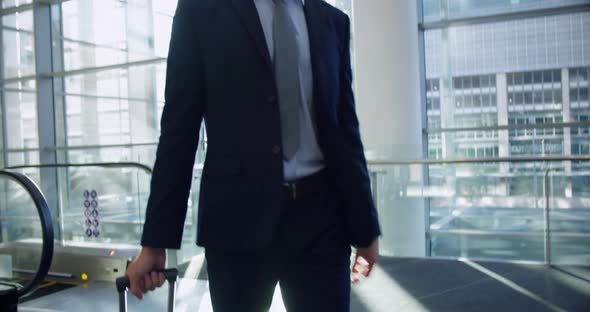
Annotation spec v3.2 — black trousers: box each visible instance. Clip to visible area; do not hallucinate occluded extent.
[205,180,351,312]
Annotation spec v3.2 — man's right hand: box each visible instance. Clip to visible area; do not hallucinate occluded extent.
[126,247,166,299]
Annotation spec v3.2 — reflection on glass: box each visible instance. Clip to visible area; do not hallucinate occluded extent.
[61,64,165,149]
[60,0,175,71]
[4,91,38,150]
[0,176,42,284]
[2,10,33,30]
[422,1,589,264]
[2,28,35,79]
[58,166,150,245]
[369,160,589,264]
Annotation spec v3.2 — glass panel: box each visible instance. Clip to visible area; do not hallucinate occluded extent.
[424,12,586,169]
[369,159,589,263]
[65,145,156,165]
[524,72,533,85]
[2,9,34,30]
[56,166,151,246]
[2,28,35,79]
[570,88,579,103]
[420,0,590,264]
[4,90,38,150]
[534,71,543,84]
[61,63,166,147]
[0,174,43,291]
[543,70,553,84]
[59,0,177,71]
[421,0,589,260]
[549,165,590,265]
[152,0,177,57]
[1,8,37,162]
[45,163,201,264]
[422,0,441,22]
[368,161,551,262]
[554,70,562,82]
[0,0,216,268]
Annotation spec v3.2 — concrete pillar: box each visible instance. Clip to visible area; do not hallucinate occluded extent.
[353,0,426,257]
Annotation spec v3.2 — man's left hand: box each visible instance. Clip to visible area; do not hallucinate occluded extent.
[352,238,379,283]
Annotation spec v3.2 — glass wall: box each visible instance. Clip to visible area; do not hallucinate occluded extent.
[1,2,37,170]
[0,0,355,265]
[421,0,590,263]
[56,0,172,164]
[0,0,181,257]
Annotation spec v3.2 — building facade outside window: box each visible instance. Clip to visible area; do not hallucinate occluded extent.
[422,0,590,262]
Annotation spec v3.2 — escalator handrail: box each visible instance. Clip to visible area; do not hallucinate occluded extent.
[0,170,54,298]
[3,162,153,174]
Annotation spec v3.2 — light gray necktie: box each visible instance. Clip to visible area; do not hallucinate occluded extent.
[274,0,301,160]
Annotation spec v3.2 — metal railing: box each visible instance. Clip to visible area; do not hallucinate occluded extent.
[3,161,154,232]
[368,155,590,165]
[367,155,590,265]
[3,162,153,175]
[0,170,54,297]
[1,162,186,267]
[5,157,589,266]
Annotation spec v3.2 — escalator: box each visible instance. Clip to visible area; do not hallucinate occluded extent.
[0,170,54,311]
[0,163,205,311]
[1,162,201,286]
[2,162,164,286]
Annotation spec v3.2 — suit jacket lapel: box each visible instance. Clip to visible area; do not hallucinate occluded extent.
[304,0,328,113]
[229,0,273,70]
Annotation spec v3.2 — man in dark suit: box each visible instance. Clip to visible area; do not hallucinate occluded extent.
[126,0,380,310]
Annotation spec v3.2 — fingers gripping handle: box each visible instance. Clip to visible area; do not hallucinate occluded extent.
[116,268,178,293]
[116,268,178,312]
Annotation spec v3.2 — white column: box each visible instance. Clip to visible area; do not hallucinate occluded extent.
[353,0,426,257]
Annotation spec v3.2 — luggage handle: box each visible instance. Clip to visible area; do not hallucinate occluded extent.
[116,268,178,312]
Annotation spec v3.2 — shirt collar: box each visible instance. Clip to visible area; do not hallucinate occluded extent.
[275,0,305,4]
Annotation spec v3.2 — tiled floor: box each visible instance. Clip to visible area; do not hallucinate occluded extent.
[20,257,590,312]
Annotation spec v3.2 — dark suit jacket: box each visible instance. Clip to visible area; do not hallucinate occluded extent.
[141,0,381,252]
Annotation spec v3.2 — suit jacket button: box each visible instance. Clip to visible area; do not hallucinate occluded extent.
[272,145,281,155]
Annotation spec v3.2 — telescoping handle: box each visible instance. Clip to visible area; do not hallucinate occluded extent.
[116,268,178,312]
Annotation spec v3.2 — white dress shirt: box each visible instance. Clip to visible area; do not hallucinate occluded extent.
[254,0,326,182]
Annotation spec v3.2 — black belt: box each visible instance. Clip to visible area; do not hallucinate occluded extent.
[282,170,327,200]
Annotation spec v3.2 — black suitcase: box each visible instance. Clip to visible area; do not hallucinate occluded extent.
[115,268,178,312]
